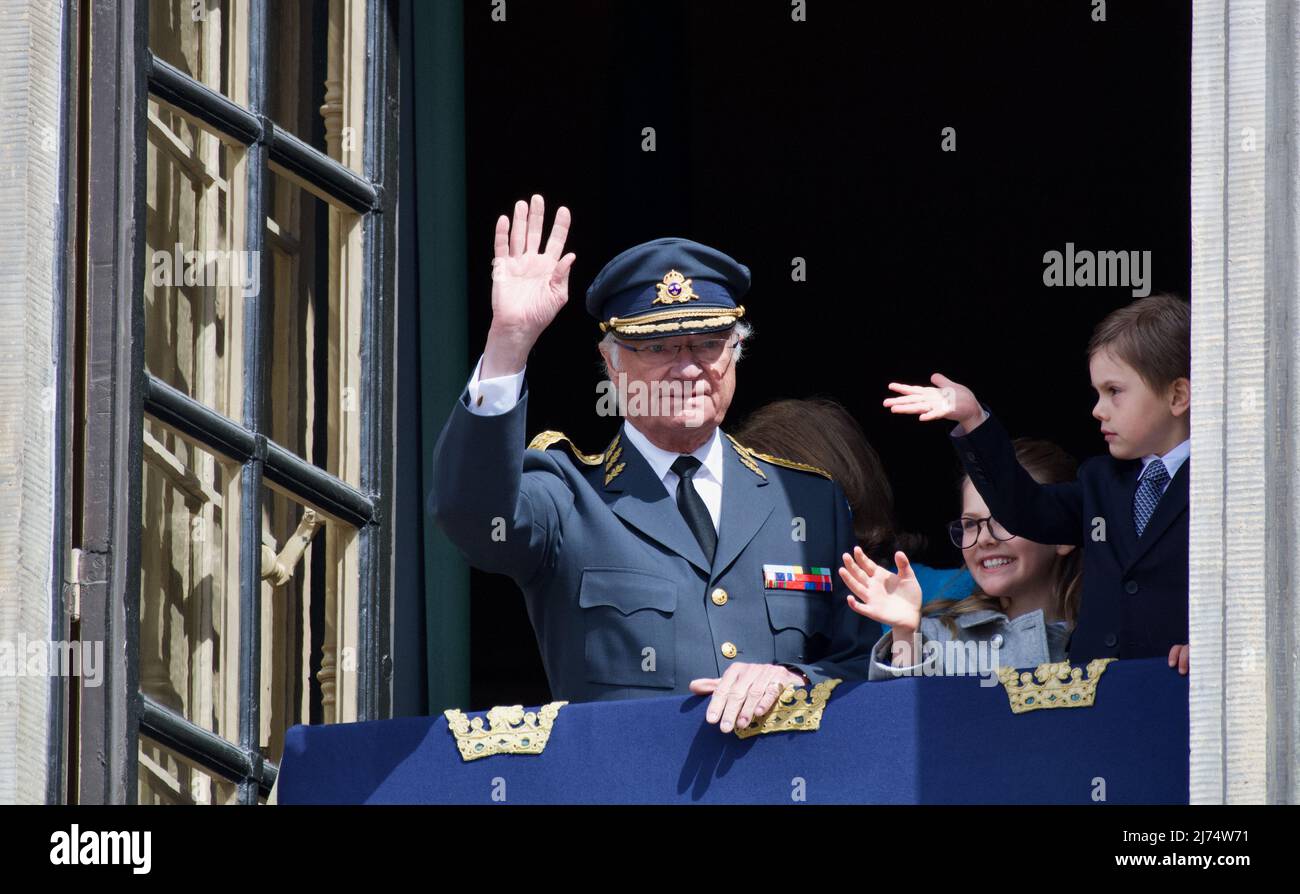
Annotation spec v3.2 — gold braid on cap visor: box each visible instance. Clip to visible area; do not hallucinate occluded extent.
[599,305,746,336]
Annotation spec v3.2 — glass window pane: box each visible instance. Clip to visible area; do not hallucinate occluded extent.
[264,170,363,487]
[149,0,238,101]
[259,484,358,763]
[138,735,241,805]
[145,98,247,420]
[139,417,240,744]
[267,0,366,172]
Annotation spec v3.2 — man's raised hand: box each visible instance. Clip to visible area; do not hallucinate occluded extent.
[482,194,576,378]
[883,373,984,432]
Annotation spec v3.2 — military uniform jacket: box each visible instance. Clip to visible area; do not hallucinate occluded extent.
[427,384,881,703]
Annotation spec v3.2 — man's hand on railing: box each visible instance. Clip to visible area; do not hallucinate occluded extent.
[689,663,808,734]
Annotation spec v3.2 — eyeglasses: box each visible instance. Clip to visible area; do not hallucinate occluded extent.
[947,515,1016,549]
[615,335,740,367]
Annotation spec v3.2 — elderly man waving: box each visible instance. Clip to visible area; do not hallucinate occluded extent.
[428,195,878,732]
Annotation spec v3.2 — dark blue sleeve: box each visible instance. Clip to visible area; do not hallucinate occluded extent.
[426,383,574,586]
[950,409,1085,546]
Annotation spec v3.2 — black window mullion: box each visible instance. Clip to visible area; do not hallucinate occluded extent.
[269,124,378,214]
[142,372,376,526]
[140,695,278,798]
[143,373,256,462]
[78,0,149,805]
[263,441,375,528]
[146,52,262,147]
[356,0,400,723]
[237,0,271,806]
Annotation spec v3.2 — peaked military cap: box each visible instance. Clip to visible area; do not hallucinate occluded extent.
[585,236,750,339]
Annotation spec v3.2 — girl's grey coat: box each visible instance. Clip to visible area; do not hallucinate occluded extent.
[868,608,1071,680]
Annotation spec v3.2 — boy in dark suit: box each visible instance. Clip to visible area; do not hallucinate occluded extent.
[883,294,1191,673]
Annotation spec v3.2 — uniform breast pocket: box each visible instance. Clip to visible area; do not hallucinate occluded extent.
[578,567,677,689]
[764,592,832,662]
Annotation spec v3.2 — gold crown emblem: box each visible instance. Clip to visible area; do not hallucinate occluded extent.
[652,269,700,304]
[735,678,841,739]
[444,701,567,761]
[997,658,1115,714]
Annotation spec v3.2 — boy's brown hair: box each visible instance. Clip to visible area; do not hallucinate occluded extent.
[1086,293,1191,392]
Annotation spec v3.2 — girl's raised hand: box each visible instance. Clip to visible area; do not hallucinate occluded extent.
[840,547,923,633]
[883,373,983,430]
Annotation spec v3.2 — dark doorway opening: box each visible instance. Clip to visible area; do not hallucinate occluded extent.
[460,0,1192,709]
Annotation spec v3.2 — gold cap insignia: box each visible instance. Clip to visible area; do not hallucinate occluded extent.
[652,269,700,305]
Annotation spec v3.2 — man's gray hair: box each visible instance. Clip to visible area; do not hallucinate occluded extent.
[600,320,753,379]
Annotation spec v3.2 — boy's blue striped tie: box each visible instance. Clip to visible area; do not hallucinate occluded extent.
[1133,459,1170,537]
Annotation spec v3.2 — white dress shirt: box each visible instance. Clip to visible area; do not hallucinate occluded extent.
[466,355,526,415]
[1139,438,1190,495]
[465,355,724,530]
[620,419,724,532]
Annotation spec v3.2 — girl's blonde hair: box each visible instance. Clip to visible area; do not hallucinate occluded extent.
[924,438,1082,632]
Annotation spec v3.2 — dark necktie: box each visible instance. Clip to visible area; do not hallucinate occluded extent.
[671,455,717,562]
[1133,458,1171,537]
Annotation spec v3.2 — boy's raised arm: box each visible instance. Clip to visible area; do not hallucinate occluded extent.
[884,373,1085,546]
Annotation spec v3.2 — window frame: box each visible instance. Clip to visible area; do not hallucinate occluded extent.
[75,0,398,805]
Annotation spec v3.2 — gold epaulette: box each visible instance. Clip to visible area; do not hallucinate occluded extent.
[725,433,832,480]
[751,451,832,479]
[526,430,605,466]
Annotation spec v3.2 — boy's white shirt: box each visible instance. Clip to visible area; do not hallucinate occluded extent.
[1139,439,1190,495]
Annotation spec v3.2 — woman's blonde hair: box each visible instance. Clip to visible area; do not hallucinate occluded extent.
[925,438,1082,632]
